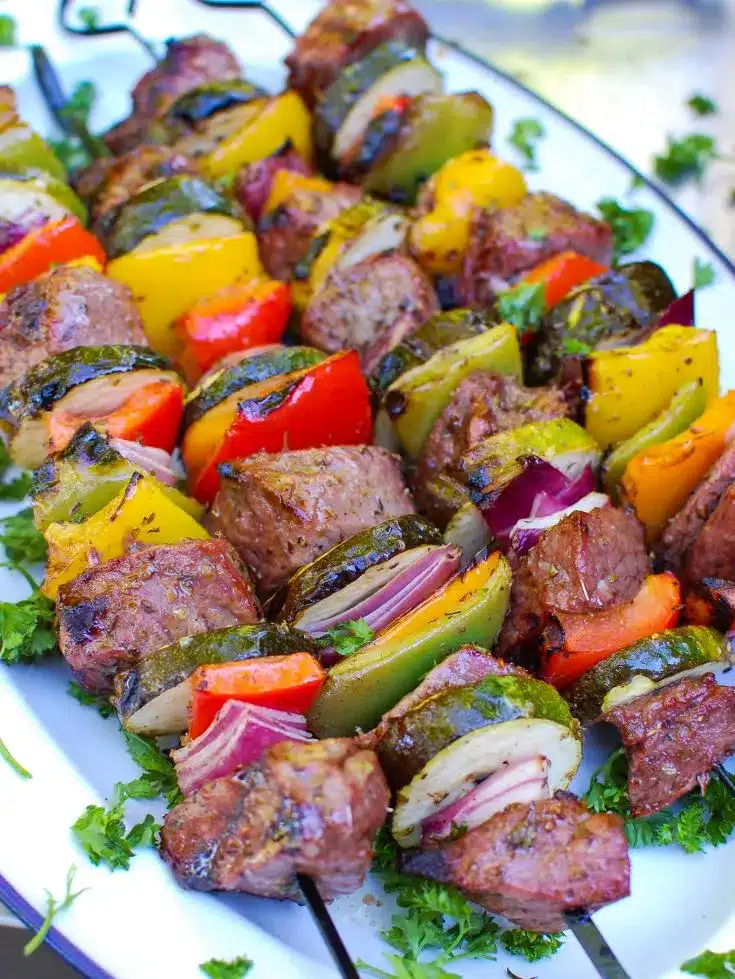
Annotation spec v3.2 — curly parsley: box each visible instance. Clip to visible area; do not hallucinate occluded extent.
[500,929,564,962]
[327,619,375,657]
[596,197,654,262]
[200,957,254,979]
[24,866,87,956]
[508,118,545,171]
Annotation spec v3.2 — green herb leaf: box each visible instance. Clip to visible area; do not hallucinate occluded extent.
[496,281,546,338]
[71,782,157,870]
[49,136,92,175]
[681,949,735,977]
[0,732,31,778]
[0,571,57,665]
[596,197,655,261]
[508,118,545,171]
[199,956,254,979]
[0,444,32,501]
[693,257,716,290]
[629,173,646,192]
[24,865,87,956]
[0,15,16,47]
[78,6,100,30]
[125,813,160,849]
[687,94,717,117]
[561,337,592,357]
[357,957,462,979]
[326,618,375,658]
[654,133,717,185]
[0,508,46,565]
[60,80,96,126]
[122,730,182,807]
[68,681,115,718]
[500,929,564,962]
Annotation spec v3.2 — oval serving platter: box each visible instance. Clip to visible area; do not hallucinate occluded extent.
[1,1,735,977]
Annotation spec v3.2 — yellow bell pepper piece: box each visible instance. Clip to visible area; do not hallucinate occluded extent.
[584,326,719,449]
[43,474,208,598]
[199,91,313,179]
[410,149,527,275]
[107,232,262,359]
[622,391,735,538]
[263,169,333,216]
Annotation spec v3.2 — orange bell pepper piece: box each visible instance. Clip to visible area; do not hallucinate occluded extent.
[541,572,682,688]
[0,217,106,293]
[521,250,608,310]
[188,652,326,740]
[622,391,735,538]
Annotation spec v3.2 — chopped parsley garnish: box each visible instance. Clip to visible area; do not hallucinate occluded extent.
[199,956,254,979]
[78,6,100,30]
[327,619,375,657]
[0,441,31,501]
[0,15,15,47]
[596,197,654,261]
[0,565,57,664]
[693,257,716,290]
[24,865,87,956]
[0,508,46,565]
[629,173,646,192]
[585,748,735,852]
[508,118,545,171]
[72,782,160,870]
[68,682,115,719]
[496,281,546,338]
[681,949,735,977]
[561,336,592,357]
[499,929,564,962]
[0,732,31,778]
[654,133,717,185]
[122,730,182,807]
[687,93,717,117]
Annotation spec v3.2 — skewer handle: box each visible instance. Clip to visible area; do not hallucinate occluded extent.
[297,874,360,979]
[565,909,632,979]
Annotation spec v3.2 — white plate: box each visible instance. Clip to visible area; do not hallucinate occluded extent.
[1,1,735,977]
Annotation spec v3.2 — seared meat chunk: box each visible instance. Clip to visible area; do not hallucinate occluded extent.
[604,674,735,817]
[57,539,260,693]
[258,181,362,280]
[209,445,414,597]
[686,484,735,583]
[401,794,630,932]
[105,35,241,155]
[498,508,648,660]
[235,146,313,224]
[300,254,438,373]
[414,372,567,524]
[160,738,389,899]
[286,0,429,107]
[0,266,145,386]
[461,193,613,309]
[357,644,528,750]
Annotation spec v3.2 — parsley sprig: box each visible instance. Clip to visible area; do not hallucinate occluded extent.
[200,956,254,978]
[122,730,182,807]
[596,197,654,262]
[508,118,545,171]
[0,441,31,501]
[0,508,46,565]
[654,133,717,185]
[496,281,546,338]
[72,782,159,871]
[24,865,87,956]
[0,732,31,778]
[687,93,717,117]
[681,949,735,977]
[0,564,57,664]
[68,681,115,718]
[326,619,375,657]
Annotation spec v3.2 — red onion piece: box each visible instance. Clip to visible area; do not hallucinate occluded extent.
[421,756,550,845]
[510,491,610,556]
[110,438,179,486]
[655,290,695,329]
[235,147,312,223]
[173,700,311,796]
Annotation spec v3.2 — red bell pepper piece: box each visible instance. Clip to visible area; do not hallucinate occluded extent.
[188,652,326,740]
[0,217,106,294]
[541,572,682,688]
[191,350,372,504]
[176,278,292,381]
[48,380,184,455]
[521,250,608,310]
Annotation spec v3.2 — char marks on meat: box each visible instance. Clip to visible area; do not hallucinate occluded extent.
[498,507,648,662]
[300,253,438,373]
[57,539,260,693]
[105,35,241,155]
[285,0,429,107]
[604,674,735,817]
[400,794,630,932]
[0,266,146,386]
[208,445,414,597]
[460,193,614,309]
[160,738,389,900]
[684,484,735,584]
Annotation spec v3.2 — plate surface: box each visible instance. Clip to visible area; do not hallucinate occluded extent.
[1,1,735,977]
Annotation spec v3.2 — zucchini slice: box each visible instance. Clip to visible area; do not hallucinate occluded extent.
[565,625,733,724]
[391,674,581,847]
[131,213,245,253]
[172,98,269,161]
[0,171,86,224]
[276,514,442,622]
[163,80,268,132]
[30,423,200,529]
[314,41,443,166]
[114,623,321,736]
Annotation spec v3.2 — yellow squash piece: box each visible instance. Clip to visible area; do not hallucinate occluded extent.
[410,149,527,275]
[107,232,262,359]
[263,169,333,216]
[584,326,719,449]
[43,474,208,597]
[199,91,313,179]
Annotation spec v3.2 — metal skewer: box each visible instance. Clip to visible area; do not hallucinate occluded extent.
[565,909,632,979]
[297,874,360,979]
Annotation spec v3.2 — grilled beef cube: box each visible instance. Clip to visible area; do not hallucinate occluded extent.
[0,266,146,386]
[105,35,241,155]
[460,193,614,309]
[160,738,390,899]
[604,674,735,817]
[258,181,362,280]
[285,0,429,108]
[498,508,648,661]
[208,445,414,597]
[657,442,735,576]
[684,484,735,584]
[57,539,260,693]
[300,253,438,373]
[401,794,630,932]
[357,644,529,750]
[413,372,567,525]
